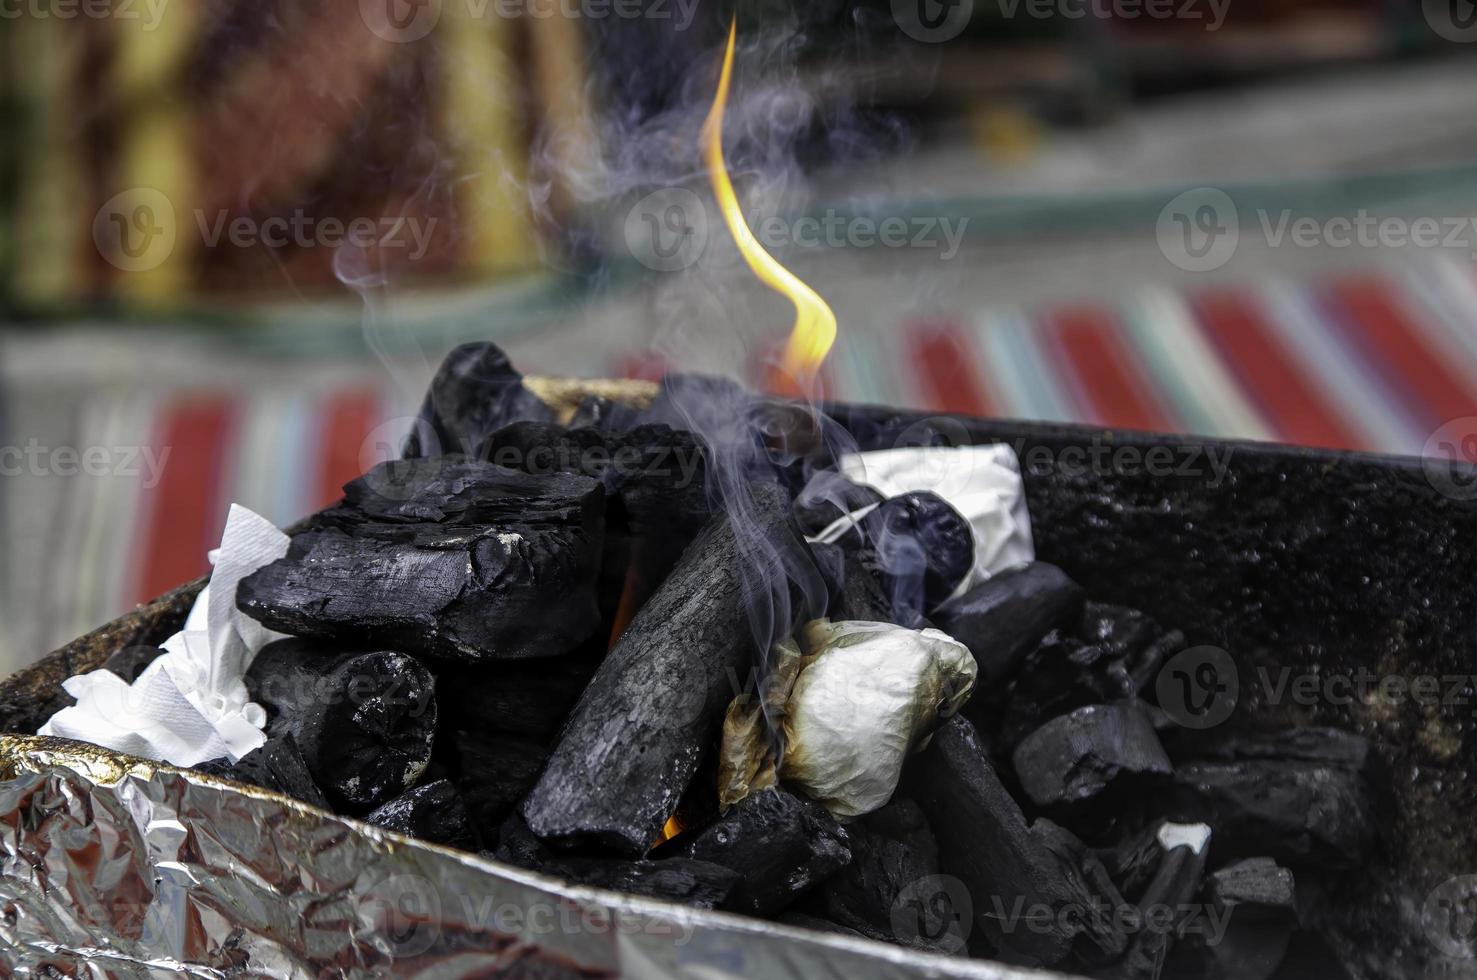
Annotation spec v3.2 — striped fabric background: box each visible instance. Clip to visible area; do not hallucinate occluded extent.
[6,254,1477,667]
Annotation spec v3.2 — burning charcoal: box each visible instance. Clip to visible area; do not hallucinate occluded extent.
[449,729,550,834]
[1165,857,1297,980]
[802,798,966,954]
[238,457,605,663]
[861,491,974,621]
[365,778,478,850]
[101,645,166,684]
[435,651,602,738]
[245,639,437,812]
[521,482,824,855]
[402,342,552,457]
[193,733,328,810]
[1108,823,1211,979]
[933,562,1084,689]
[1012,701,1172,808]
[655,788,852,916]
[1163,728,1376,869]
[492,814,738,909]
[906,715,1129,967]
[793,470,885,538]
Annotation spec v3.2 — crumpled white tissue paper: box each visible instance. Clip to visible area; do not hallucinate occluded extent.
[40,504,290,766]
[813,444,1034,595]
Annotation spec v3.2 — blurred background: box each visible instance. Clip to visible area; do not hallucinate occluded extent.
[5,0,1477,669]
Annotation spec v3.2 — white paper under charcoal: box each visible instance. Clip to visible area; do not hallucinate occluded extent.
[812,444,1034,595]
[40,504,290,766]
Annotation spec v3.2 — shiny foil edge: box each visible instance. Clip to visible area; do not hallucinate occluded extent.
[0,735,1066,980]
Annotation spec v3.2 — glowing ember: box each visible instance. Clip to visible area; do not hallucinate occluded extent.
[701,20,837,396]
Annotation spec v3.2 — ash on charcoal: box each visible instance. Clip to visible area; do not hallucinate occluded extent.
[520,482,823,855]
[1106,822,1210,980]
[1162,728,1377,870]
[245,639,437,811]
[193,733,328,810]
[1012,701,1172,808]
[801,798,965,954]
[492,814,738,909]
[448,728,549,835]
[238,457,604,663]
[654,788,852,916]
[402,343,552,458]
[906,715,1129,968]
[934,562,1084,690]
[366,778,478,850]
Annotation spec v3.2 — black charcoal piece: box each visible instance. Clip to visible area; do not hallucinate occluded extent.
[1029,819,1132,968]
[1165,858,1297,980]
[238,457,604,662]
[1012,701,1172,808]
[933,563,1084,689]
[1164,728,1376,869]
[193,733,328,810]
[1110,822,1211,979]
[804,798,965,954]
[569,394,643,433]
[245,639,437,812]
[827,540,901,624]
[491,814,738,909]
[862,491,974,621]
[906,715,1129,967]
[792,470,885,538]
[402,342,552,458]
[521,482,823,855]
[449,729,550,835]
[102,645,166,684]
[365,778,478,850]
[656,789,852,917]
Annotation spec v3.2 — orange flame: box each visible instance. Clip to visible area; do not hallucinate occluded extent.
[701,20,837,395]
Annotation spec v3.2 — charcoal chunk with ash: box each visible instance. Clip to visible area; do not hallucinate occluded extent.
[245,639,437,812]
[238,457,605,662]
[1107,822,1212,979]
[193,733,328,810]
[654,788,852,917]
[1012,701,1172,808]
[801,798,966,954]
[906,715,1129,967]
[1162,727,1376,870]
[492,814,739,910]
[933,562,1084,690]
[402,342,552,458]
[366,778,478,850]
[521,482,824,855]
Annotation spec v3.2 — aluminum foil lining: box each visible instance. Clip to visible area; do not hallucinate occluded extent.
[0,735,1065,980]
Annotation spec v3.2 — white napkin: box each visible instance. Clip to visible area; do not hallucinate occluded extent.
[40,504,291,766]
[812,444,1034,596]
